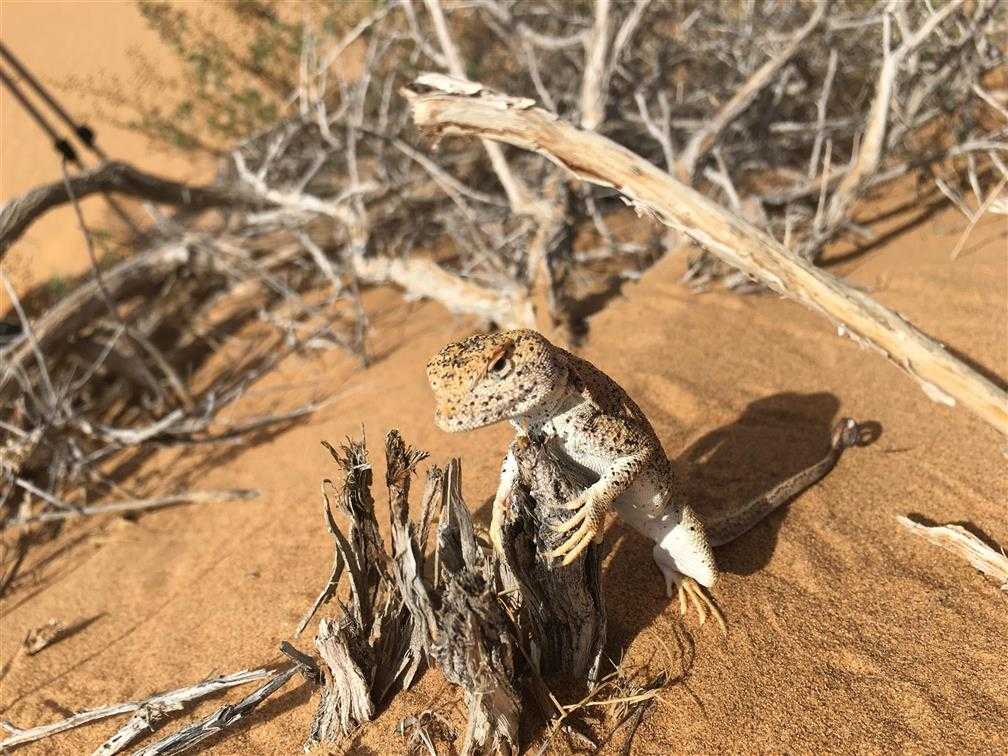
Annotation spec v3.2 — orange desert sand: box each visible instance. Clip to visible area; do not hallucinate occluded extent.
[1,2,1006,754]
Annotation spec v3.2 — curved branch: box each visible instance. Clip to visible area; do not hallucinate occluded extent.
[404,77,1008,436]
[0,161,265,257]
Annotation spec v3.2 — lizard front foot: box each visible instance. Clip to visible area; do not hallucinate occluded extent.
[546,495,606,566]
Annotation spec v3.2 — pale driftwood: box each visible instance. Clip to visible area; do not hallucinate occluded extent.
[0,669,272,752]
[350,253,536,330]
[4,489,259,528]
[133,666,301,756]
[677,1,826,182]
[897,516,1008,592]
[405,77,1008,437]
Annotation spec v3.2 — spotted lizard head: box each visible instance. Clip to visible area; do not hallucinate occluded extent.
[426,329,568,432]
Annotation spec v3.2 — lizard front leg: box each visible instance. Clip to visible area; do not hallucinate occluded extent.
[546,449,650,565]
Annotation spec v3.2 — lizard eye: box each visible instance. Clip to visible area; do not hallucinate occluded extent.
[488,354,512,378]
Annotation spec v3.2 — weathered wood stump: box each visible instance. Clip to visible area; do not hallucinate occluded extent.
[304,429,603,754]
[499,434,606,682]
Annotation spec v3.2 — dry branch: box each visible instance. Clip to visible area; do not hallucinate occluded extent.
[0,162,266,257]
[579,0,612,132]
[351,253,535,329]
[897,516,1008,592]
[676,1,827,182]
[0,669,273,751]
[405,77,1008,436]
[3,489,259,528]
[802,0,968,257]
[133,666,302,756]
[422,0,533,213]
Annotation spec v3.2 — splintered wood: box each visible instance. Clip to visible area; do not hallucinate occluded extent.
[897,516,1008,592]
[303,429,609,754]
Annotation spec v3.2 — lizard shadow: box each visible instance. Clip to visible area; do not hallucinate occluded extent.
[604,391,871,651]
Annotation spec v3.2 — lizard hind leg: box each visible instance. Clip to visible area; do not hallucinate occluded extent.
[657,559,727,635]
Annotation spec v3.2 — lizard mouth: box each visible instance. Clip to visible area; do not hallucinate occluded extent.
[434,405,489,432]
[433,406,465,432]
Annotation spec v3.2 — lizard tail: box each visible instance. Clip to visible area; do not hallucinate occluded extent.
[704,418,862,547]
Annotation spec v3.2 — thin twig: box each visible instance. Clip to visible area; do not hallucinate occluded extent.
[0,669,273,751]
[4,489,259,527]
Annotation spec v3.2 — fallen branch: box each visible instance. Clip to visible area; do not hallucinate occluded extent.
[897,516,1008,592]
[0,162,266,257]
[404,76,1008,436]
[351,253,536,329]
[133,666,302,756]
[0,668,273,751]
[4,489,259,528]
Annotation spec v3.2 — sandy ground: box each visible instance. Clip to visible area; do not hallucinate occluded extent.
[2,3,1007,754]
[1,194,1005,753]
[0,0,210,299]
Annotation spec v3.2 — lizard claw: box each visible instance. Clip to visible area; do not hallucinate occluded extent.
[676,575,727,636]
[553,506,591,532]
[546,521,600,564]
[546,497,606,564]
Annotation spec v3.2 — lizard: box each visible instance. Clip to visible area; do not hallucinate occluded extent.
[425,328,861,628]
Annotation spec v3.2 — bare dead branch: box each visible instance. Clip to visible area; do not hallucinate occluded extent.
[405,77,1008,435]
[0,669,273,751]
[677,1,826,182]
[807,0,967,256]
[579,0,612,131]
[4,489,259,527]
[422,0,533,213]
[0,162,269,257]
[351,252,536,329]
[133,666,301,756]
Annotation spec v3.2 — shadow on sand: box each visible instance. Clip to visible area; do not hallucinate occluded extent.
[601,391,876,655]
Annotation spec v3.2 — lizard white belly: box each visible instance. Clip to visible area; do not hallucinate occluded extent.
[541,415,611,477]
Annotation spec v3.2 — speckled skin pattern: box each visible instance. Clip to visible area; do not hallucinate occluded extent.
[426,329,718,596]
